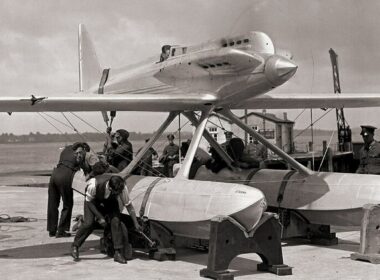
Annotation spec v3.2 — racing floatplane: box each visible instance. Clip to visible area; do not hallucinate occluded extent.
[2,24,380,278]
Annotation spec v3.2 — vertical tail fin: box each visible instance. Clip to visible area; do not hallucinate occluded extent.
[78,24,102,92]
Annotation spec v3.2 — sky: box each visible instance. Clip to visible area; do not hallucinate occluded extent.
[1,0,380,135]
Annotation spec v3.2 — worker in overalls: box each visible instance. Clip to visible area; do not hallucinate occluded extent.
[356,125,380,174]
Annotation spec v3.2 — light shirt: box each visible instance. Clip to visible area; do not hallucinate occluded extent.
[85,177,131,208]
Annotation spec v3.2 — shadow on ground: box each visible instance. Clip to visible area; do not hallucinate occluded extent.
[176,248,264,277]
[0,240,101,259]
[282,237,359,253]
[0,240,266,278]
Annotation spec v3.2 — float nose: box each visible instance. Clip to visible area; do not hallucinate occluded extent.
[265,55,298,86]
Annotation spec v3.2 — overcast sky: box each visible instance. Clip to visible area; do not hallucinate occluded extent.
[1,0,380,135]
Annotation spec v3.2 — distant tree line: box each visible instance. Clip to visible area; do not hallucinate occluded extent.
[0,131,193,144]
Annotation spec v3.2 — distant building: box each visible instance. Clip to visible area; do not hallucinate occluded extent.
[198,111,295,154]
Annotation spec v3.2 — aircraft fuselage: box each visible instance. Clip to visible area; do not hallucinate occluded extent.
[99,31,297,109]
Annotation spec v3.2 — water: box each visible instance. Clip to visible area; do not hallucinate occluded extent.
[0,140,168,174]
[0,134,336,174]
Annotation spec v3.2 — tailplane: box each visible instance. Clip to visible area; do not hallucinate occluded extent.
[78,24,102,92]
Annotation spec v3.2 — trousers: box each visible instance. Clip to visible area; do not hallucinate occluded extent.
[47,166,75,233]
[73,200,129,250]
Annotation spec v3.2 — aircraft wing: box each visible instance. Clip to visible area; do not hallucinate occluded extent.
[232,92,380,109]
[0,93,217,112]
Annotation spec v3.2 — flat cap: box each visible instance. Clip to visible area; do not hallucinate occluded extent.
[360,125,377,136]
[167,134,175,140]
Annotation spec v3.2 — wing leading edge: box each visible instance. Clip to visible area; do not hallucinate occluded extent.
[3,92,380,112]
[0,93,217,112]
[232,92,380,109]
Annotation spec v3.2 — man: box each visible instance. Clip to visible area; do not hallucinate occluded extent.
[160,134,179,177]
[47,142,85,237]
[243,139,268,168]
[356,125,380,174]
[103,126,113,154]
[137,138,158,176]
[221,131,233,151]
[81,142,99,176]
[226,138,260,169]
[71,172,141,264]
[159,45,171,62]
[111,129,133,171]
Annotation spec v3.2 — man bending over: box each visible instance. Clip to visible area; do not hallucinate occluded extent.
[71,172,140,264]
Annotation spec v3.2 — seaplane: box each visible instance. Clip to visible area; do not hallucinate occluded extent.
[2,24,380,270]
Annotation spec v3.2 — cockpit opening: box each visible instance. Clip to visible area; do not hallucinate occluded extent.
[160,45,171,62]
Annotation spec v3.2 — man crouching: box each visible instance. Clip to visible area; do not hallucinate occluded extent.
[71,172,141,264]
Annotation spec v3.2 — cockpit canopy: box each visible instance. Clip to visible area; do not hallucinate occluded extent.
[158,31,275,63]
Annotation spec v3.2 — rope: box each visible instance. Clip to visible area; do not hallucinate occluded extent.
[0,214,37,223]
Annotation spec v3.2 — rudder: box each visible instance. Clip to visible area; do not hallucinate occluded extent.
[78,24,102,92]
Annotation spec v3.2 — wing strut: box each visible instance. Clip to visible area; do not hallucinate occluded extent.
[182,111,234,170]
[219,108,313,176]
[118,111,179,178]
[176,107,214,179]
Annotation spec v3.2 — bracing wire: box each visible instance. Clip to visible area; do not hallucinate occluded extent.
[68,112,167,177]
[317,130,335,172]
[294,108,334,139]
[37,113,71,142]
[42,112,73,129]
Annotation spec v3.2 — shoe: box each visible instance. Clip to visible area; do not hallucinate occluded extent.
[71,246,79,261]
[123,243,133,261]
[56,231,71,238]
[48,231,56,237]
[114,250,127,264]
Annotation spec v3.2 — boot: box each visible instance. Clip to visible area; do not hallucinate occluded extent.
[123,243,133,260]
[56,231,71,238]
[71,245,79,261]
[114,250,127,264]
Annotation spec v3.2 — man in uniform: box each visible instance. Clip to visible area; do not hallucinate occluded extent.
[160,134,179,177]
[356,125,380,174]
[47,142,85,237]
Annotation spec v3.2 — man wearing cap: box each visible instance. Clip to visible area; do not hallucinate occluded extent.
[356,125,380,174]
[160,134,179,177]
[111,129,133,171]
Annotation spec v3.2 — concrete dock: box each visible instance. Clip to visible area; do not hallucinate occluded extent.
[0,184,379,280]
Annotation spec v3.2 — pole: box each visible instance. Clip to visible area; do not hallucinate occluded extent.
[244,109,248,145]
